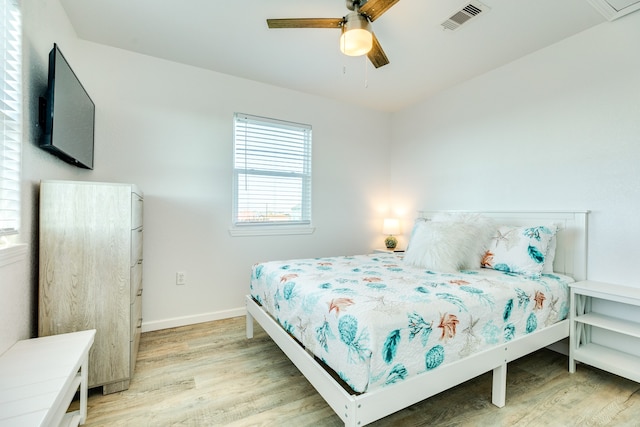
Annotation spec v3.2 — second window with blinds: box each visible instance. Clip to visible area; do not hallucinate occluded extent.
[231,113,313,236]
[0,0,22,237]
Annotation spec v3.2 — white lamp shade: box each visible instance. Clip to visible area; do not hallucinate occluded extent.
[382,218,400,235]
[340,29,373,56]
[339,12,373,57]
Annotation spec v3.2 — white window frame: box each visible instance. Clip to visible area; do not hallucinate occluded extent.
[0,0,21,238]
[230,113,313,237]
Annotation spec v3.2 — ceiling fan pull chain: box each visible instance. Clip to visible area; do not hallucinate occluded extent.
[364,55,369,88]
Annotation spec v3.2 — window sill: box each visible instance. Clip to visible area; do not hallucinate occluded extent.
[228,225,315,237]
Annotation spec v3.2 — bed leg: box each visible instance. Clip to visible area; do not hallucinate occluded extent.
[246,311,254,339]
[492,363,507,408]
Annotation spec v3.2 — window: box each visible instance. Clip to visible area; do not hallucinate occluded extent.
[232,113,312,235]
[0,0,21,236]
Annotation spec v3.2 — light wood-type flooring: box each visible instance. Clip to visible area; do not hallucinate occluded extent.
[74,316,640,426]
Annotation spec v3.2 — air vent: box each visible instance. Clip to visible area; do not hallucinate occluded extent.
[441,1,490,31]
[587,0,640,20]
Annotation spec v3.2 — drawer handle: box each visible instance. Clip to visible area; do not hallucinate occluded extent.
[137,289,143,297]
[137,259,143,265]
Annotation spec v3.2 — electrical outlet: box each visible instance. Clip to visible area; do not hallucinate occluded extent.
[176,271,186,285]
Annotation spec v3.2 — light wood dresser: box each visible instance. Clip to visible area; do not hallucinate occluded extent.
[38,180,143,394]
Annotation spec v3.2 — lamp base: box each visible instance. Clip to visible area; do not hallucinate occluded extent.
[385,236,398,250]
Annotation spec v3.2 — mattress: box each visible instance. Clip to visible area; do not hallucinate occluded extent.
[250,252,573,394]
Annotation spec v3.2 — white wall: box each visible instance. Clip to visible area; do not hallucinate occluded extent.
[390,13,640,287]
[0,245,28,353]
[14,0,391,334]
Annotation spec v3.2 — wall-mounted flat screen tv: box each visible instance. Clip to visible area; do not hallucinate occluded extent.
[39,43,95,169]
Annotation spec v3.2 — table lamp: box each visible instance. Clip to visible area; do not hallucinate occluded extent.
[383,218,400,250]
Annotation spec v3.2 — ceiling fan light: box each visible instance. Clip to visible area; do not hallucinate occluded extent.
[339,13,372,57]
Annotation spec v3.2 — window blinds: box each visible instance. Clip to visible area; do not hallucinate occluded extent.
[0,0,21,236]
[233,113,312,226]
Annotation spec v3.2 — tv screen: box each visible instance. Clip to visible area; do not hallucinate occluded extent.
[39,43,95,169]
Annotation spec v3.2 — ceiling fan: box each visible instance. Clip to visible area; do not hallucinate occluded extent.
[267,0,399,68]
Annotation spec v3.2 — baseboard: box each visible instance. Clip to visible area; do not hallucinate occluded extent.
[141,307,246,332]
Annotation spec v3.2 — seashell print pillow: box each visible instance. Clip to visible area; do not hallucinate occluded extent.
[481,225,557,278]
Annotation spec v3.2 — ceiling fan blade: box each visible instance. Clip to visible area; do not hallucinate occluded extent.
[267,18,343,29]
[359,0,400,22]
[367,33,389,68]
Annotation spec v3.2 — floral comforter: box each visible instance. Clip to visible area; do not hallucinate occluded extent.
[250,253,572,393]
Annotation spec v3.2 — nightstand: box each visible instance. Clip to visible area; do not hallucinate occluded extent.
[569,280,640,383]
[373,248,404,254]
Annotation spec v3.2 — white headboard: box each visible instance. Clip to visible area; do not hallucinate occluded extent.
[417,211,589,281]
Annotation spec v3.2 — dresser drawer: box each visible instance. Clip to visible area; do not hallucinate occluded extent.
[131,227,143,267]
[131,192,143,230]
[130,261,143,301]
[130,327,141,377]
[130,289,143,340]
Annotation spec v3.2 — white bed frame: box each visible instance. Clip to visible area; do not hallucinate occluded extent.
[246,211,589,426]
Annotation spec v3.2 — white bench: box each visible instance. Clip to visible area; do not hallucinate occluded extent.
[0,330,95,427]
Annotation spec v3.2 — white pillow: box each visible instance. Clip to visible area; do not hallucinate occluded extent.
[482,225,557,278]
[404,221,485,272]
[405,217,428,252]
[431,212,497,269]
[543,234,557,273]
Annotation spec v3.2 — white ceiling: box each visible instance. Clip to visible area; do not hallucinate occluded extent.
[59,0,607,112]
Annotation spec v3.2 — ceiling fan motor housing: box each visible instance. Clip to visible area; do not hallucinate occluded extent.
[346,0,364,11]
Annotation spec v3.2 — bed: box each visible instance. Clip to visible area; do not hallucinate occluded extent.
[245,211,588,426]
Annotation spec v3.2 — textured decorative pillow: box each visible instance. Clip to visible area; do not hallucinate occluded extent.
[482,225,557,277]
[404,221,486,272]
[405,217,428,252]
[431,212,497,269]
